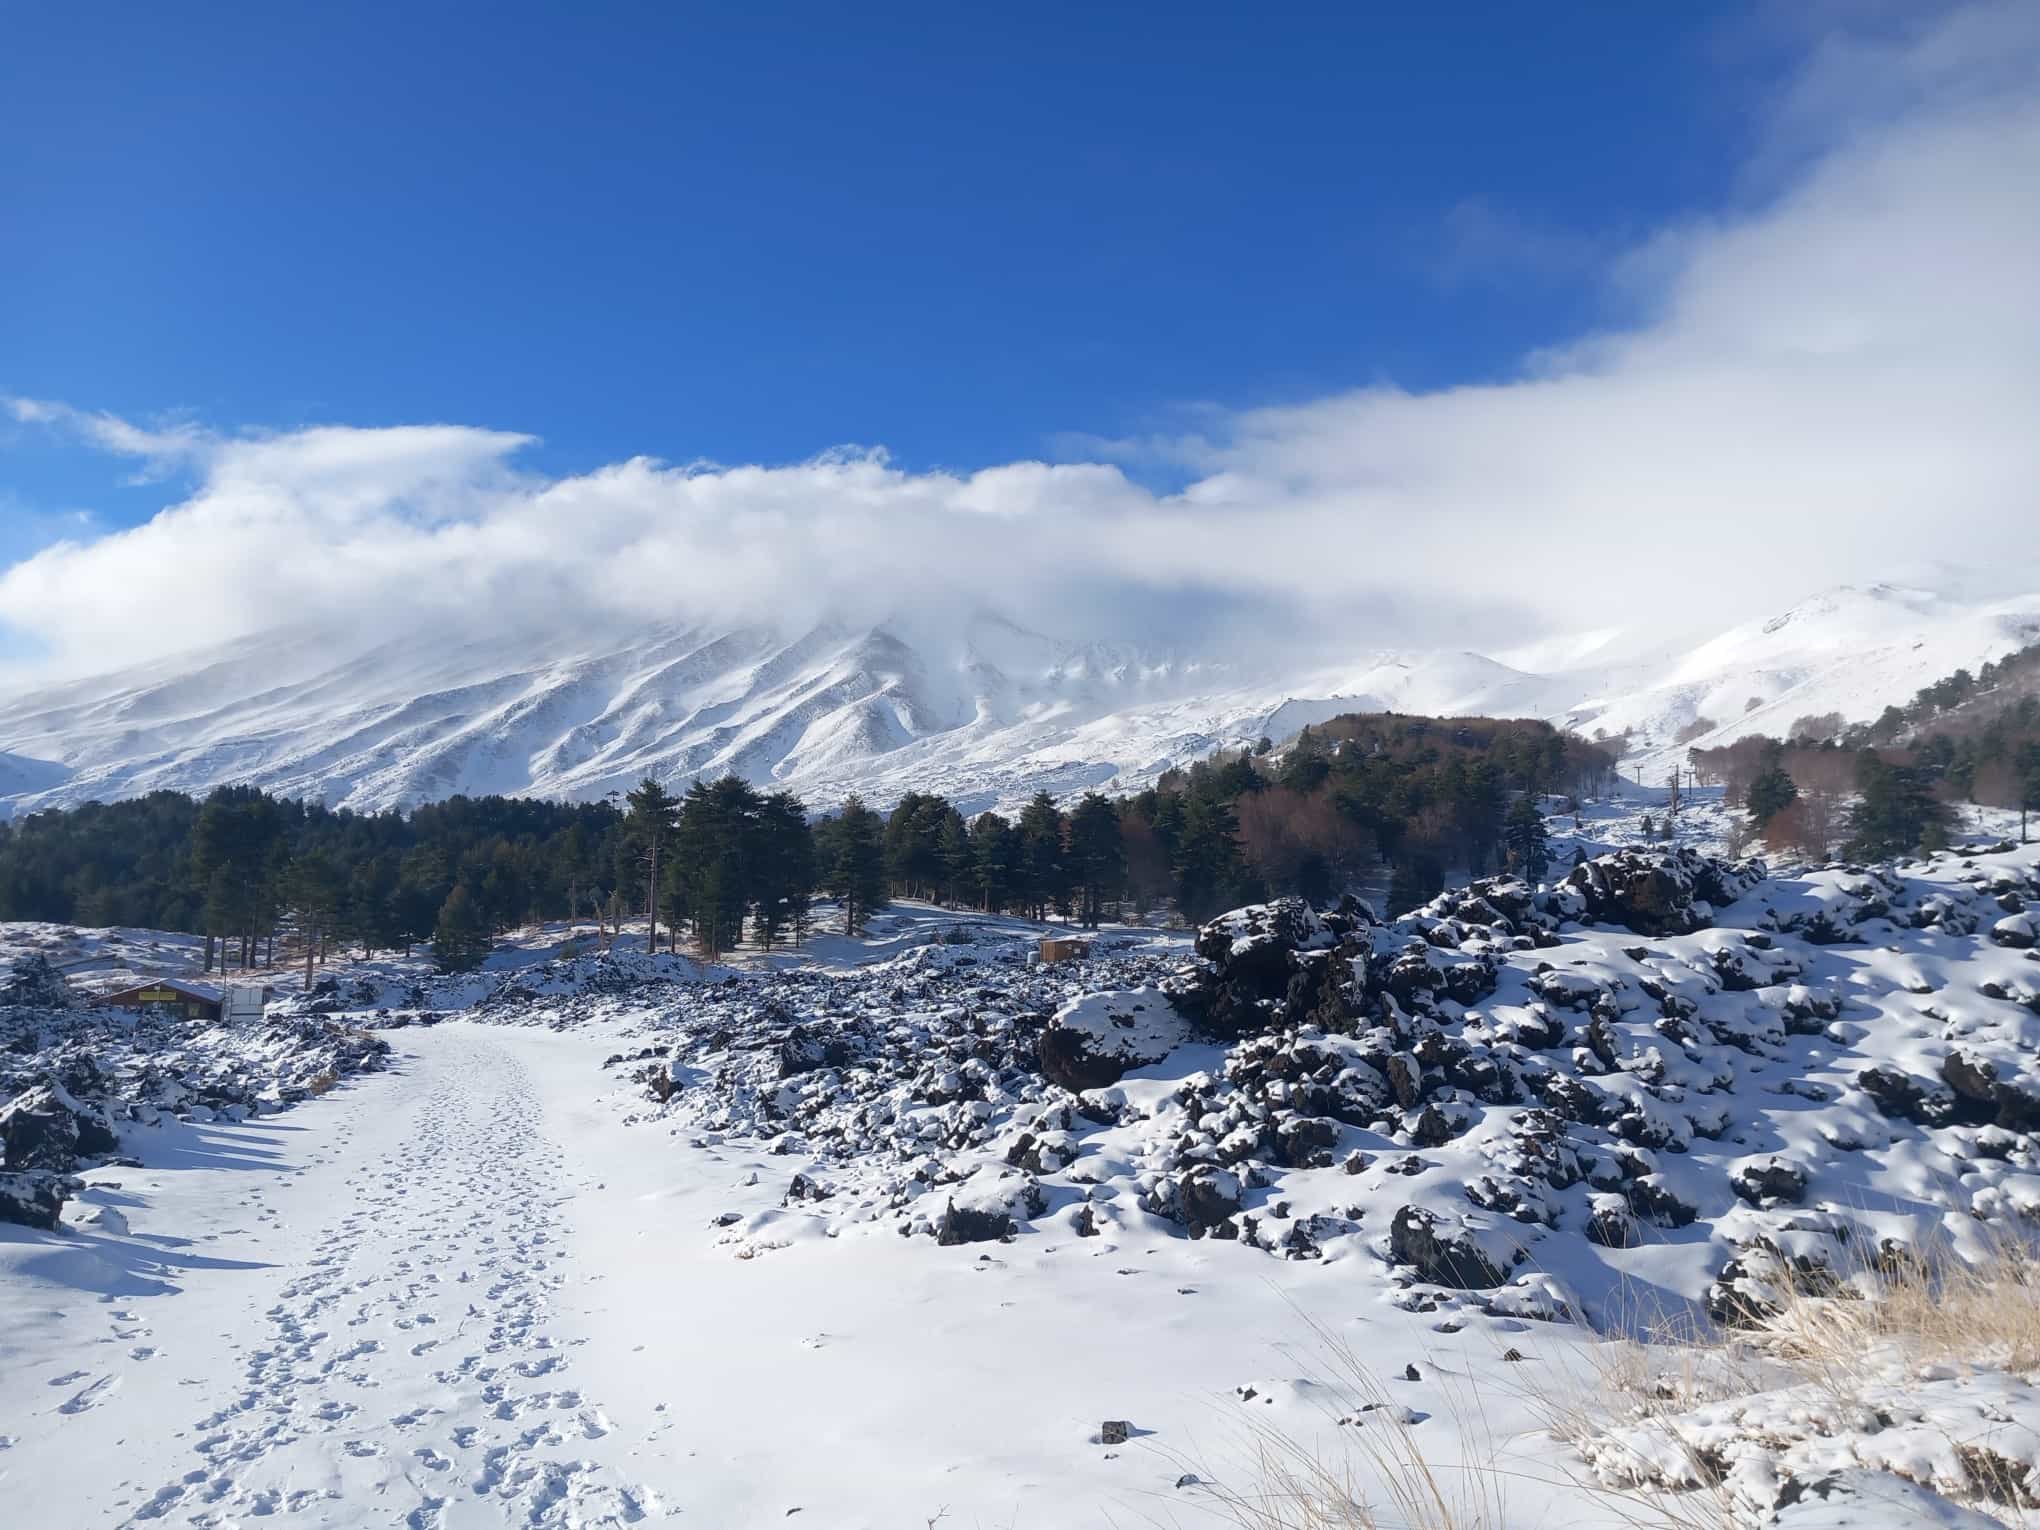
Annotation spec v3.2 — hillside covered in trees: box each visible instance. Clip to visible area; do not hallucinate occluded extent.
[1689,636,2040,861]
[0,713,1614,973]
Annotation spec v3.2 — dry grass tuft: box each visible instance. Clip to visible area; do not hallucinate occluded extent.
[1186,1239,2040,1529]
[1756,1234,2040,1381]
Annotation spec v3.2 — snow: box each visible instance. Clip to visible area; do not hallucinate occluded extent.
[15,843,2040,1523]
[3,579,2034,818]
[0,1021,1593,1528]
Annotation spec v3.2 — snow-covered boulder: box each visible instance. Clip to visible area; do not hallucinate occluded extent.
[0,1167,79,1229]
[1182,898,1369,1036]
[1771,1470,2006,1530]
[1036,988,1188,1092]
[0,953,73,1010]
[1387,1205,1522,1288]
[1142,1164,1244,1238]
[0,1081,119,1172]
[1564,847,1760,936]
[1992,912,2037,949]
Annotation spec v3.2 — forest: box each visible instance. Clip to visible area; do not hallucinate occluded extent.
[1689,637,2040,860]
[0,713,1613,971]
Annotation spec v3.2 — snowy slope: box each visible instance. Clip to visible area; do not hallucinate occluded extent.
[0,581,2034,816]
[1552,584,2040,770]
[0,749,69,818]
[0,614,1552,816]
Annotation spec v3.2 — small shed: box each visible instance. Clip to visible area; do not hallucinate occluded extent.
[1038,936,1091,964]
[102,978,227,1022]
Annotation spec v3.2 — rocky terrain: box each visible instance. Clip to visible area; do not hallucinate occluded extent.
[0,953,391,1230]
[518,838,2040,1519]
[11,840,2040,1522]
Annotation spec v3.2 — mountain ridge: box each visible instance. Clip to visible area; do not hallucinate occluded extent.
[1,582,2035,818]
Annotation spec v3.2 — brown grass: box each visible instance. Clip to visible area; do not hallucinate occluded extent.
[1184,1239,2040,1529]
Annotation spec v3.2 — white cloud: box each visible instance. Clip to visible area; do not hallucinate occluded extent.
[4,0,2039,684]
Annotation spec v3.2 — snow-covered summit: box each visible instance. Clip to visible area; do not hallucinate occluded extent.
[0,577,2035,817]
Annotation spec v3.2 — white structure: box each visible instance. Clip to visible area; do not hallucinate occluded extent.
[222,985,269,1026]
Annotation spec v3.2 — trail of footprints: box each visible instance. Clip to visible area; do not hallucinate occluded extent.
[122,1037,657,1527]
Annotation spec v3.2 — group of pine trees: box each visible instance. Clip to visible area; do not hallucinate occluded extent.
[1693,732,2039,860]
[0,711,1608,974]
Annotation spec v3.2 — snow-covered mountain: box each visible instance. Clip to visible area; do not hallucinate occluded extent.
[0,583,2035,818]
[1546,583,2040,771]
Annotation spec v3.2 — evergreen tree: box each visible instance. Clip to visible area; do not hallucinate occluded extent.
[1016,791,1067,920]
[1064,792,1125,928]
[1747,767,1799,828]
[191,784,285,970]
[624,777,680,951]
[1846,755,1952,860]
[1172,795,1241,923]
[1502,795,1551,881]
[283,849,344,989]
[882,792,957,901]
[751,790,815,949]
[969,811,1019,912]
[937,808,973,906]
[431,883,492,973]
[825,795,886,933]
[672,776,760,956]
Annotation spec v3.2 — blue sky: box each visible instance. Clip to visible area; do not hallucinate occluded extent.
[5,2,2037,682]
[0,3,1786,552]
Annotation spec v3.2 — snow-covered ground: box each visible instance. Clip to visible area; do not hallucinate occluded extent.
[3,1020,1613,1528]
[12,841,2040,1525]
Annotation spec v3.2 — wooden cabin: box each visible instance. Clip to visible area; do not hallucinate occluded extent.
[1038,936,1091,964]
[101,978,228,1022]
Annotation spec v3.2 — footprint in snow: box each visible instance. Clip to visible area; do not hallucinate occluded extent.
[58,1374,121,1414]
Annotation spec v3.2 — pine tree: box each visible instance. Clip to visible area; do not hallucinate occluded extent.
[284,850,344,990]
[937,808,973,907]
[1746,767,1799,828]
[624,777,680,952]
[1846,756,1952,859]
[1016,791,1067,921]
[1065,792,1126,928]
[431,883,492,973]
[1171,795,1241,924]
[1277,727,1330,794]
[826,795,886,934]
[969,811,1018,912]
[751,791,815,949]
[1502,795,1551,881]
[191,784,286,971]
[673,776,760,956]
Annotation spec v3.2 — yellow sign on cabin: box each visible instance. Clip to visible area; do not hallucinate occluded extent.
[137,987,182,1002]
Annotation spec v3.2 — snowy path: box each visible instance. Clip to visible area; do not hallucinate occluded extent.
[4,1031,657,1528]
[3,1020,1614,1529]
[132,1031,655,1528]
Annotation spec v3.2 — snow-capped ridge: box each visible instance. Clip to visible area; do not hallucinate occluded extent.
[3,577,2038,817]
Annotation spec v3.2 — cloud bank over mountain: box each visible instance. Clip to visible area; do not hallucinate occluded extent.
[4,1,2039,683]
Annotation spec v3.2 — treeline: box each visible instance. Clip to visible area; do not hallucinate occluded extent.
[0,786,632,973]
[1691,733,2040,861]
[0,712,1612,972]
[1847,637,2040,751]
[1686,637,2040,860]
